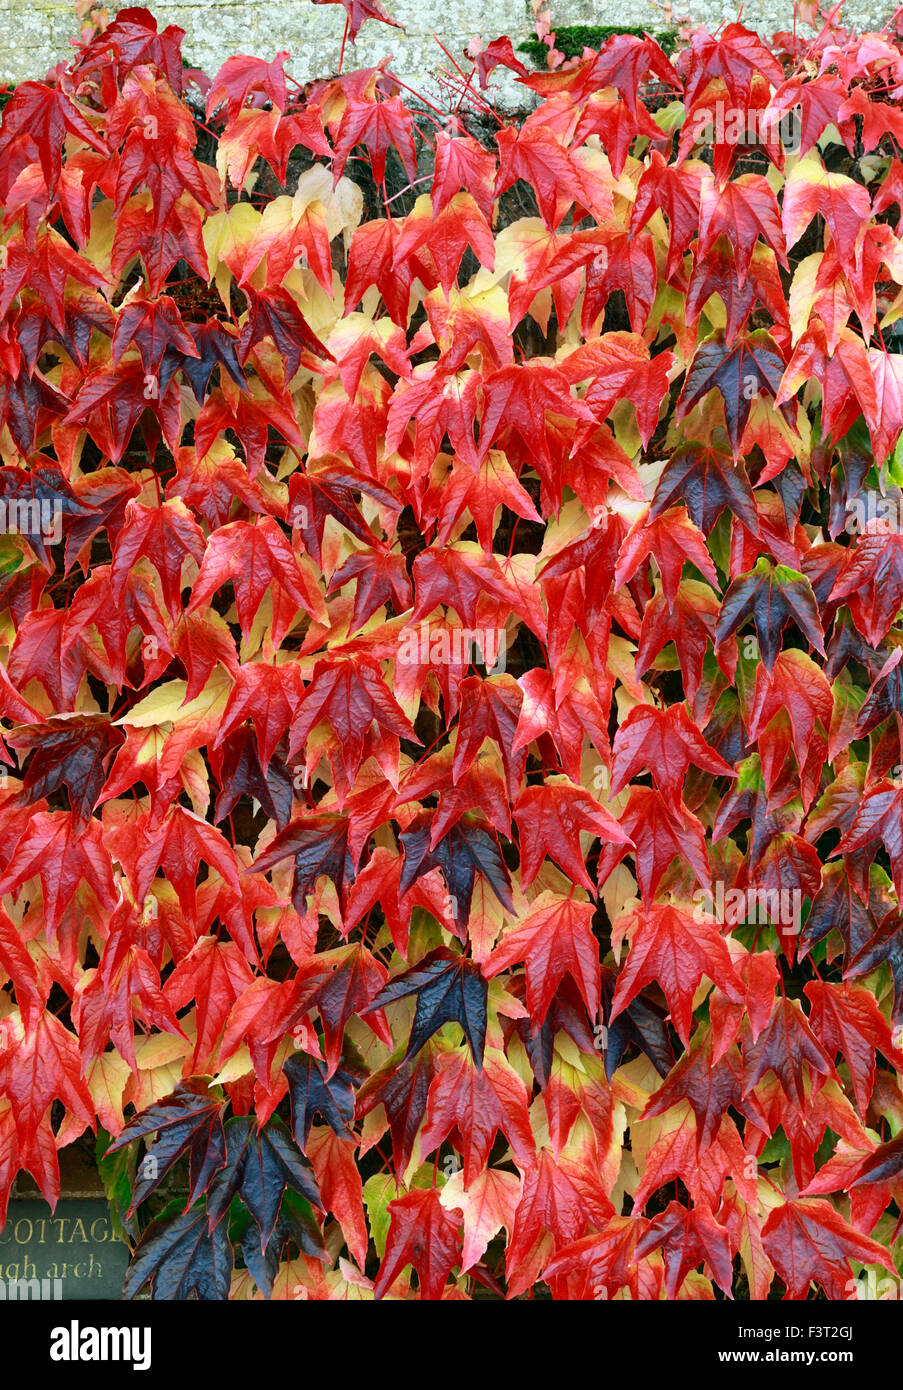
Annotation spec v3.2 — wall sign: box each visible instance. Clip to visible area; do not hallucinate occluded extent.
[0,1199,130,1300]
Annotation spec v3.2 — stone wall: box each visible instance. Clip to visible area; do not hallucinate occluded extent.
[0,0,898,91]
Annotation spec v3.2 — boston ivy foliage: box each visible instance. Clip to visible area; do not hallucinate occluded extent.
[0,0,902,1302]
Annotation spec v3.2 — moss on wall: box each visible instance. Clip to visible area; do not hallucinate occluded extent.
[517,24,678,61]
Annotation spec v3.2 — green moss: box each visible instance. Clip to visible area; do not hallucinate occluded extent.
[517,24,678,62]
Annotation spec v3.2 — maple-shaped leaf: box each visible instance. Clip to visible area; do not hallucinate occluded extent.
[783,151,872,272]
[452,675,526,803]
[844,911,903,1031]
[439,1166,519,1274]
[573,88,665,176]
[596,787,712,901]
[681,22,783,107]
[392,191,494,296]
[212,661,302,773]
[283,1052,359,1149]
[746,650,833,798]
[7,607,88,712]
[542,1217,645,1300]
[288,465,396,568]
[502,975,592,1090]
[252,812,354,915]
[513,778,631,893]
[355,1043,438,1174]
[643,1030,745,1151]
[219,961,327,1083]
[581,229,659,336]
[431,129,496,219]
[206,50,291,119]
[636,1199,734,1300]
[480,359,594,479]
[631,151,705,279]
[206,1116,321,1243]
[111,293,198,379]
[7,715,124,818]
[109,499,205,623]
[833,784,903,904]
[505,1148,615,1283]
[76,6,186,90]
[804,980,903,1117]
[0,465,100,570]
[328,545,412,632]
[610,703,734,812]
[715,557,824,671]
[62,357,182,464]
[484,892,601,1026]
[677,330,791,455]
[599,967,675,1082]
[333,93,417,185]
[0,904,45,1037]
[240,1210,327,1299]
[776,320,876,449]
[650,441,759,537]
[494,221,604,334]
[635,580,721,708]
[0,1011,95,1153]
[408,543,520,628]
[164,936,256,1072]
[852,646,903,742]
[0,81,107,197]
[614,505,719,610]
[829,531,903,649]
[123,1206,233,1301]
[0,361,68,456]
[312,944,391,1075]
[0,811,117,938]
[307,1127,368,1268]
[105,802,242,928]
[685,237,788,343]
[288,654,419,789]
[311,0,402,43]
[742,997,834,1107]
[493,125,593,231]
[432,451,541,554]
[74,926,186,1071]
[106,1082,226,1215]
[847,1131,903,1194]
[238,287,332,380]
[468,35,530,89]
[187,517,327,642]
[343,217,420,327]
[419,1048,534,1184]
[797,860,887,972]
[697,175,787,286]
[177,321,248,403]
[394,746,511,850]
[374,1187,462,1301]
[762,1197,895,1300]
[561,332,673,449]
[610,902,743,1047]
[397,814,513,930]
[364,947,489,1069]
[583,32,676,115]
